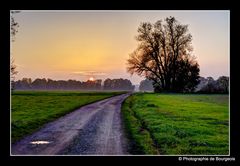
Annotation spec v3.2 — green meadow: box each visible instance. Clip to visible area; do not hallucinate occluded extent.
[11,91,125,143]
[122,93,229,155]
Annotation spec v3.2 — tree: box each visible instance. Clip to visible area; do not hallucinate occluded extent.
[127,16,200,92]
[32,78,47,89]
[139,79,154,92]
[103,78,112,90]
[199,77,218,93]
[196,76,229,94]
[13,77,135,91]
[11,11,20,42]
[217,76,229,93]
[11,11,20,90]
[103,78,134,91]
[11,58,18,90]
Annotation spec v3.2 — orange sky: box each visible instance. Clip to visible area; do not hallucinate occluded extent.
[11,10,229,84]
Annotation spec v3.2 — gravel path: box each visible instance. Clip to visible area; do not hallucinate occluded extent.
[11,93,130,155]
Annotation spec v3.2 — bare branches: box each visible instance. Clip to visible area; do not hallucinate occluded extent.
[11,10,20,42]
[11,58,18,79]
[127,16,200,92]
[11,11,20,90]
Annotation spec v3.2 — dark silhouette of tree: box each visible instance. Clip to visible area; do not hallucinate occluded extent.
[11,11,20,90]
[173,58,200,92]
[14,78,104,91]
[103,78,134,91]
[14,78,30,90]
[196,76,229,94]
[46,78,56,89]
[95,79,102,90]
[217,76,229,93]
[127,16,200,93]
[197,77,217,93]
[21,78,31,89]
[139,79,154,92]
[11,11,20,42]
[13,78,134,91]
[103,78,112,90]
[32,78,47,89]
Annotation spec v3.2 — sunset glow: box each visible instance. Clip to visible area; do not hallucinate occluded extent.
[11,10,229,85]
[89,77,94,81]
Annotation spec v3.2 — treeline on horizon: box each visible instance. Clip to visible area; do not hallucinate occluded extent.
[139,76,229,94]
[12,78,135,91]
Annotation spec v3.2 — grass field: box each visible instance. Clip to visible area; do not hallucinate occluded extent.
[11,91,125,143]
[122,93,229,155]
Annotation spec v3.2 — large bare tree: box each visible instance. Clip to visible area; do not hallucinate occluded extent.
[127,16,200,92]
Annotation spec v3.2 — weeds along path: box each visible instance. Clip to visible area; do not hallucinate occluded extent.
[11,93,130,155]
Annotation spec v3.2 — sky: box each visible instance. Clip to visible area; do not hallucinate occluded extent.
[11,10,229,85]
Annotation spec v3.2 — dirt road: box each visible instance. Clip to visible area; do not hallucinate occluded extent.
[11,93,130,155]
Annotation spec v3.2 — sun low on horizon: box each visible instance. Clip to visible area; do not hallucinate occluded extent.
[88,77,95,81]
[12,10,229,85]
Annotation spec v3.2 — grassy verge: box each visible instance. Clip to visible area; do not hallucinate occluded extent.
[11,91,125,143]
[122,93,229,155]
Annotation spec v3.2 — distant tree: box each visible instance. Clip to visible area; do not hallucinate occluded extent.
[103,78,134,91]
[32,78,47,89]
[46,78,55,89]
[195,77,207,92]
[13,78,134,91]
[21,78,31,89]
[216,76,229,93]
[58,80,67,89]
[67,79,79,89]
[139,79,154,92]
[198,77,216,93]
[103,78,112,90]
[196,76,229,94]
[95,79,102,90]
[127,16,200,93]
[14,78,31,89]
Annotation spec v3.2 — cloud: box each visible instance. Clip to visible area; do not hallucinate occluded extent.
[72,71,107,76]
[15,63,25,68]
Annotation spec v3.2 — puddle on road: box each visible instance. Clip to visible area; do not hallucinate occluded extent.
[30,141,51,145]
